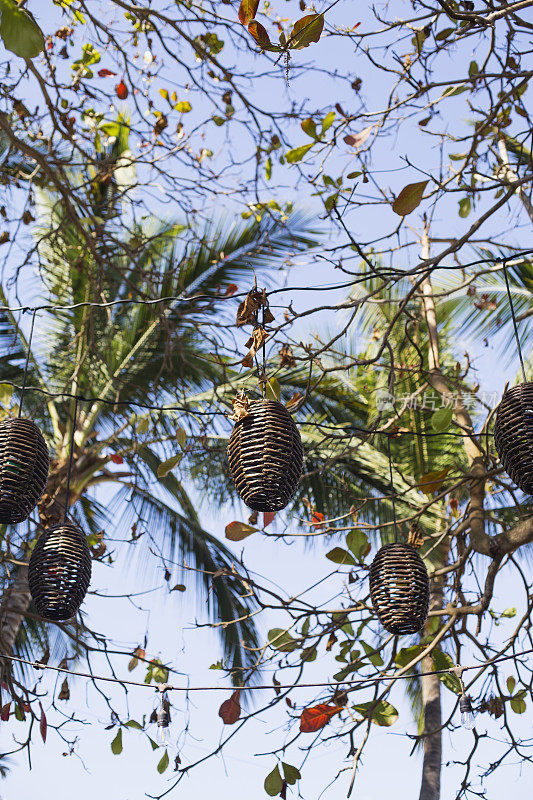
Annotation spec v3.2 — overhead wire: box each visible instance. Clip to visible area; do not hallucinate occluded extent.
[2,647,532,694]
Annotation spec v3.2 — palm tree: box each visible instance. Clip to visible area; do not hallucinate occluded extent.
[0,123,318,689]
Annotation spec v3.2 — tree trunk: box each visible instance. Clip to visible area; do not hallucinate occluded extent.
[0,566,31,655]
[418,578,444,800]
[0,480,67,677]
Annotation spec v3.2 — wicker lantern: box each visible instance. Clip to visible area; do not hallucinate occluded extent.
[227,399,303,512]
[494,382,533,494]
[28,523,92,621]
[369,542,429,635]
[0,418,49,525]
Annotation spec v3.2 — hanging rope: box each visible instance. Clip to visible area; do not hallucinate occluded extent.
[386,433,399,543]
[17,308,37,418]
[501,259,527,383]
[63,395,79,524]
[261,299,267,399]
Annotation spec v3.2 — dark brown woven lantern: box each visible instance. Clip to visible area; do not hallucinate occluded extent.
[28,523,92,621]
[0,418,49,524]
[227,399,303,512]
[494,382,533,494]
[369,543,429,635]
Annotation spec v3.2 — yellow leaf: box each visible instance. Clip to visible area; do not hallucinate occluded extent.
[418,467,450,495]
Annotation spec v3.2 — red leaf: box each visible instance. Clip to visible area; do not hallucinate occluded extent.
[263,511,276,528]
[98,68,117,77]
[224,283,238,297]
[311,512,325,530]
[248,21,274,50]
[218,690,241,724]
[0,702,11,721]
[238,0,259,25]
[110,454,124,464]
[39,703,47,742]
[116,80,128,100]
[300,704,341,733]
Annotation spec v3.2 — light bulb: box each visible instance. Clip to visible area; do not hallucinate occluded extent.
[459,693,475,730]
[153,690,177,752]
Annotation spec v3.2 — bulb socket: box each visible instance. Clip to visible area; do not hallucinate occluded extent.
[459,694,473,713]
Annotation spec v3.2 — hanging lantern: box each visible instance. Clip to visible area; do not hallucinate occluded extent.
[494,382,533,494]
[369,542,429,635]
[0,418,49,525]
[227,399,303,512]
[28,523,92,621]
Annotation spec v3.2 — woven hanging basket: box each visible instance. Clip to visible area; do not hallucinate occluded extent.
[369,543,429,635]
[28,523,92,621]
[227,399,303,512]
[494,382,533,494]
[0,417,49,525]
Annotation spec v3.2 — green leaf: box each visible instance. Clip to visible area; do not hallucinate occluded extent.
[432,649,462,694]
[361,640,384,667]
[0,0,44,58]
[435,27,455,39]
[0,382,13,408]
[157,749,170,773]
[176,427,187,449]
[353,700,398,726]
[148,737,159,751]
[125,719,143,730]
[268,628,299,652]
[301,118,317,139]
[301,646,317,662]
[441,84,468,98]
[111,728,123,755]
[321,111,336,134]
[326,547,356,566]
[501,607,516,618]
[175,101,191,113]
[264,765,283,796]
[157,454,182,478]
[510,693,526,714]
[265,156,272,180]
[458,197,471,218]
[395,645,424,667]
[392,180,429,216]
[346,529,370,561]
[431,406,453,432]
[285,143,314,163]
[288,14,324,49]
[282,762,301,785]
[213,116,225,126]
[265,376,281,401]
[137,416,150,434]
[507,676,516,694]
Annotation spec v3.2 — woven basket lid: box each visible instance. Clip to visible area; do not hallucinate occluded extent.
[0,417,49,524]
[369,543,429,635]
[494,382,533,494]
[227,399,303,512]
[28,523,92,621]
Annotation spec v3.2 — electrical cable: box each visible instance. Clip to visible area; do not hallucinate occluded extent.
[2,647,532,694]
